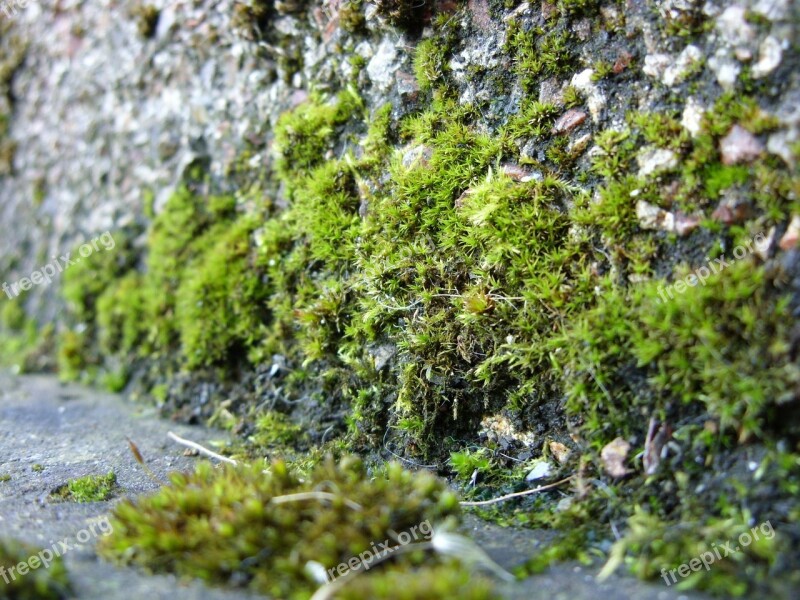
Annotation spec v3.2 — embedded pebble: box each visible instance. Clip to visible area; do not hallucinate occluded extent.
[637,147,678,177]
[752,36,783,79]
[570,69,606,123]
[720,125,764,165]
[779,216,800,251]
[681,97,705,137]
[662,44,703,87]
[552,109,587,134]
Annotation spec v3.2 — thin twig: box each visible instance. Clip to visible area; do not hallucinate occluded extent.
[167,431,238,466]
[270,491,362,511]
[459,476,573,507]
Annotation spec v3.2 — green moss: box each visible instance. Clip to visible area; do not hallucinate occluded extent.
[504,100,559,140]
[555,0,600,18]
[374,0,428,31]
[633,259,799,440]
[0,538,72,599]
[0,474,10,482]
[601,508,781,596]
[131,4,160,38]
[334,564,496,599]
[273,90,360,181]
[251,411,306,448]
[339,0,366,33]
[449,448,493,482]
[95,271,148,357]
[56,329,90,383]
[31,464,44,473]
[54,471,118,503]
[414,38,448,93]
[591,60,614,81]
[176,215,268,368]
[506,25,575,92]
[98,457,473,598]
[0,298,44,371]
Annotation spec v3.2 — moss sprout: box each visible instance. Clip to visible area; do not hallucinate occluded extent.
[54,471,118,503]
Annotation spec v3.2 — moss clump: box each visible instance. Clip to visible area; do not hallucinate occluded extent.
[273,90,360,181]
[0,538,71,599]
[95,271,148,357]
[505,25,575,93]
[175,215,268,368]
[252,411,306,447]
[98,457,476,598]
[413,38,448,92]
[632,259,799,440]
[131,4,160,38]
[374,0,429,32]
[333,564,496,599]
[0,298,46,372]
[339,0,366,33]
[601,508,781,596]
[54,471,118,503]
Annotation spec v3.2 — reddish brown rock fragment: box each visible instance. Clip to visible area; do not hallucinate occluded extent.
[720,125,764,165]
[552,109,587,134]
[613,50,633,74]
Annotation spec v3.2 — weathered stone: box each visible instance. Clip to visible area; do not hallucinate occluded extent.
[552,109,587,134]
[779,215,800,251]
[637,147,678,177]
[720,125,764,165]
[752,36,783,79]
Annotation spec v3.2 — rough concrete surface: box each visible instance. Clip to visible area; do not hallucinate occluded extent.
[0,373,708,599]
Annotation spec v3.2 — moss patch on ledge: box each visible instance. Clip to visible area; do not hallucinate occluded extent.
[0,538,71,599]
[52,471,118,503]
[97,456,495,599]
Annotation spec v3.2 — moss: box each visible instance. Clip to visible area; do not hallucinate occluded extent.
[601,508,781,596]
[31,464,44,473]
[632,259,799,441]
[131,4,160,39]
[47,10,800,595]
[62,233,136,325]
[273,90,361,181]
[506,25,575,92]
[175,215,268,368]
[449,448,493,482]
[0,474,9,482]
[333,563,496,599]
[339,0,366,33]
[251,411,306,447]
[0,298,43,371]
[142,187,236,350]
[374,0,429,32]
[0,538,72,599]
[98,457,474,598]
[56,329,90,383]
[54,471,118,503]
[504,99,560,140]
[413,38,448,93]
[95,271,148,357]
[555,0,600,18]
